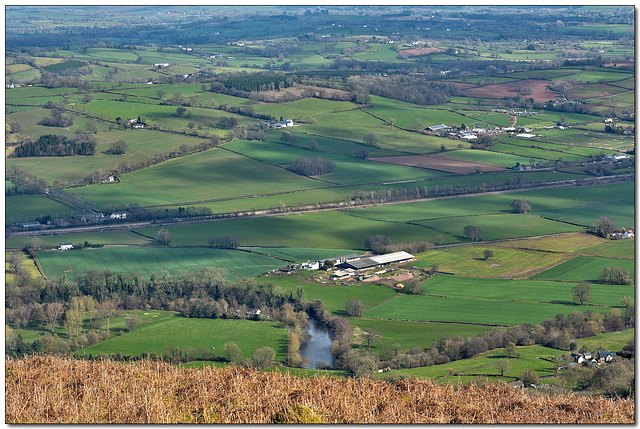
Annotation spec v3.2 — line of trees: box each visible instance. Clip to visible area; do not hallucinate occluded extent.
[364,235,435,256]
[209,235,241,249]
[350,176,531,206]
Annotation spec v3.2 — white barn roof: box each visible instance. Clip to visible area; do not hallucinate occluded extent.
[369,251,414,265]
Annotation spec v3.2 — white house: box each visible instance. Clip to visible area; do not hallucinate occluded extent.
[59,243,73,251]
[459,133,477,140]
[110,212,127,220]
[302,260,320,270]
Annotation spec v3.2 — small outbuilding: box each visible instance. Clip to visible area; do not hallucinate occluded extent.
[20,222,41,230]
[427,124,450,132]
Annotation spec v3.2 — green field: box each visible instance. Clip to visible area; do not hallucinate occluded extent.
[363,294,612,326]
[422,274,629,307]
[135,211,433,249]
[438,150,538,168]
[349,319,492,352]
[70,147,322,208]
[247,247,360,263]
[224,139,441,186]
[531,256,635,283]
[535,200,635,229]
[574,328,634,352]
[579,238,635,259]
[6,194,81,224]
[379,345,566,383]
[6,230,154,250]
[415,213,585,242]
[7,130,208,184]
[78,314,288,361]
[36,247,287,281]
[489,143,585,162]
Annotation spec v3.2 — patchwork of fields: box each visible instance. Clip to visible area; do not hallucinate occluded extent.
[4,5,634,394]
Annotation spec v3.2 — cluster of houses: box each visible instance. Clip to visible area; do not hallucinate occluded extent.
[17,211,127,230]
[603,153,629,162]
[570,351,617,365]
[128,118,145,129]
[610,229,634,239]
[426,124,521,140]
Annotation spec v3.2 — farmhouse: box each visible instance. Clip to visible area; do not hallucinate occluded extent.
[110,212,127,220]
[604,153,628,161]
[59,243,73,251]
[271,119,294,129]
[597,351,617,363]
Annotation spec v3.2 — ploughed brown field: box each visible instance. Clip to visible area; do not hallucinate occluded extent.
[371,154,506,174]
[398,47,445,58]
[463,80,561,102]
[6,356,634,424]
[603,62,634,67]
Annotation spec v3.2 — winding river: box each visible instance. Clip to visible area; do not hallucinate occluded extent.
[299,318,335,369]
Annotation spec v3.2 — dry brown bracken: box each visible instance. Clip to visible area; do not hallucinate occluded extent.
[5,355,634,424]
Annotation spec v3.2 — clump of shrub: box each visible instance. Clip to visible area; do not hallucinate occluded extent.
[289,156,335,176]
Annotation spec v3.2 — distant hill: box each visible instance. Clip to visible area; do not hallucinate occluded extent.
[6,356,634,424]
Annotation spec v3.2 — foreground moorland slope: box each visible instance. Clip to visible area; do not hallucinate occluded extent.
[6,356,634,424]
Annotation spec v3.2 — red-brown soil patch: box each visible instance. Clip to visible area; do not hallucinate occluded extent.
[463,80,561,102]
[398,47,445,58]
[370,154,506,174]
[603,62,634,67]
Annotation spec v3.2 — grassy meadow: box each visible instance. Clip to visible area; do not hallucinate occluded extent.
[6,194,81,224]
[78,315,288,361]
[362,294,611,326]
[36,247,287,281]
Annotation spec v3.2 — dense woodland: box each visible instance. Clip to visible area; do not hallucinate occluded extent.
[11,134,96,158]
